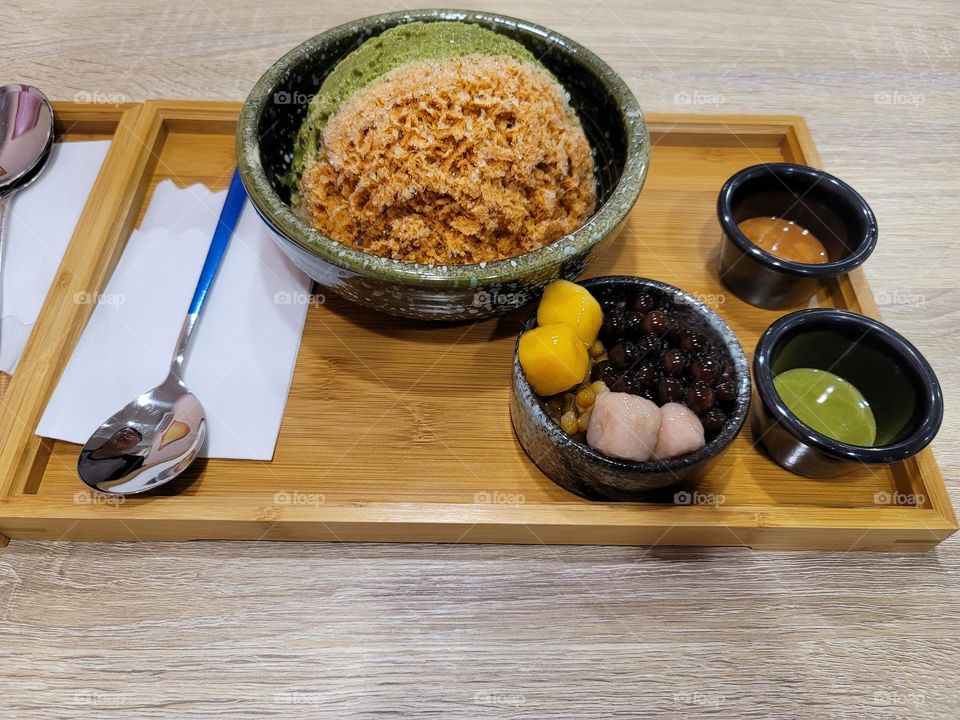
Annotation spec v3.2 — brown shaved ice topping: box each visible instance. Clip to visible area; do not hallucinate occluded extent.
[297,55,596,265]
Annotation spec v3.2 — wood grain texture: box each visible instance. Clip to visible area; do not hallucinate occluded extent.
[1,0,959,716]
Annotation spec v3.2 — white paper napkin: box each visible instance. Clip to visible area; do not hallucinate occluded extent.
[36,181,312,461]
[0,140,111,373]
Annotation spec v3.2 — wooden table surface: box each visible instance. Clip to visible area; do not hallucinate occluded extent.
[2,0,958,717]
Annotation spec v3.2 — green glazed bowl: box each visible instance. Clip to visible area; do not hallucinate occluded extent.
[237,9,649,321]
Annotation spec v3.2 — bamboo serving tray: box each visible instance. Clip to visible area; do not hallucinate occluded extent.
[0,100,954,551]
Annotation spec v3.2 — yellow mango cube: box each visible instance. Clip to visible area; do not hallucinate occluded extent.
[537,280,603,346]
[518,323,590,397]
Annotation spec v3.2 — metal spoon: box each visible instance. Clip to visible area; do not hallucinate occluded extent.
[0,84,55,350]
[78,169,247,495]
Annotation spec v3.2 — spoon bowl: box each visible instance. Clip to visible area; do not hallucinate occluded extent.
[78,374,206,494]
[0,84,54,192]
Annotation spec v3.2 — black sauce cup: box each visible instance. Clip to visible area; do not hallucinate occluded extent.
[753,309,943,478]
[717,163,878,309]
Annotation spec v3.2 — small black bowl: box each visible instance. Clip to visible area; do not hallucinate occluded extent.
[717,163,878,309]
[509,276,751,501]
[753,309,943,478]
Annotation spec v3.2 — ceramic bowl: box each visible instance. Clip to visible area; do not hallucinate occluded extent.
[237,9,648,321]
[753,309,943,478]
[717,163,878,310]
[510,276,751,501]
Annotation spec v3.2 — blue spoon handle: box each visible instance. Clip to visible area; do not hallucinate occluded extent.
[170,169,247,377]
[189,168,247,314]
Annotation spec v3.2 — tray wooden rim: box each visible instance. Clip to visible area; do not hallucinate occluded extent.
[0,100,954,551]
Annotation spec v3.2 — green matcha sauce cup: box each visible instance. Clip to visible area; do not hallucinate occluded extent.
[753,309,943,478]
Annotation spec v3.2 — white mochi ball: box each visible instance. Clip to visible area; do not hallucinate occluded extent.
[653,402,706,460]
[586,391,661,462]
